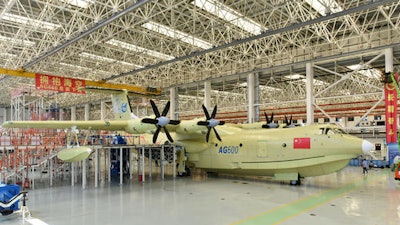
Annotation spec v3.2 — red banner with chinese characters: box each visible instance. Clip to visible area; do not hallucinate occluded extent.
[384,73,398,143]
[35,74,85,94]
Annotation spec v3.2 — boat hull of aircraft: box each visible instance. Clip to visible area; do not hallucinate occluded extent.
[176,124,369,181]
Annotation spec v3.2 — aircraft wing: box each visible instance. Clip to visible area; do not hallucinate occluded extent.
[2,120,129,131]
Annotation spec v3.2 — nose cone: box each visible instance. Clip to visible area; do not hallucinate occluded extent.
[362,140,373,154]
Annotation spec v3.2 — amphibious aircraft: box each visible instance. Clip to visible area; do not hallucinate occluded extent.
[2,88,373,184]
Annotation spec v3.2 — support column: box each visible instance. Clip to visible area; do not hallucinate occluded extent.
[59,108,64,121]
[49,158,53,187]
[82,159,86,189]
[247,73,256,123]
[160,145,165,180]
[71,106,76,121]
[119,147,123,185]
[71,163,75,186]
[149,148,152,178]
[84,104,90,121]
[204,80,211,109]
[83,104,90,189]
[170,87,178,120]
[100,101,106,120]
[95,148,99,188]
[306,63,315,125]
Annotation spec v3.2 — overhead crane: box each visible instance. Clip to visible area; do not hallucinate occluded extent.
[0,67,161,96]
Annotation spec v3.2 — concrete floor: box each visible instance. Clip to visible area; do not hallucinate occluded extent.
[1,166,400,225]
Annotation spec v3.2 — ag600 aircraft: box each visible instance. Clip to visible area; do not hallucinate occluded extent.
[2,88,373,184]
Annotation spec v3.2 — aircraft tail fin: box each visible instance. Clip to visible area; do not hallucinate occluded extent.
[111,90,135,120]
[80,87,137,120]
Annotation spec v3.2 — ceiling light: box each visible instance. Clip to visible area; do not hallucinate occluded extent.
[142,21,212,49]
[305,0,343,16]
[0,35,35,47]
[80,52,142,68]
[106,39,174,60]
[60,0,94,8]
[193,0,263,35]
[347,65,381,79]
[2,13,61,30]
[285,74,328,85]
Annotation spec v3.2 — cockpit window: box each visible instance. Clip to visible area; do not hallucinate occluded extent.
[319,127,346,135]
[333,128,345,134]
[326,128,335,135]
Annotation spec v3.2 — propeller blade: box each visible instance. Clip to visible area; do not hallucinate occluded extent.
[164,127,174,143]
[219,121,225,125]
[169,119,180,125]
[142,118,158,124]
[213,127,221,141]
[202,105,211,120]
[197,121,209,126]
[150,100,161,117]
[270,112,274,123]
[211,105,217,118]
[264,112,269,123]
[206,127,211,143]
[153,127,161,144]
[161,101,170,116]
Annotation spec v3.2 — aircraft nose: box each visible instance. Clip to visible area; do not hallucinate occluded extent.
[362,140,373,154]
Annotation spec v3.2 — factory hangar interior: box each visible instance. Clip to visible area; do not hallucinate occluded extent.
[0,0,399,224]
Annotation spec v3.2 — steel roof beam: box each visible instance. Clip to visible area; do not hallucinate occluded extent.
[103,0,397,81]
[22,0,153,69]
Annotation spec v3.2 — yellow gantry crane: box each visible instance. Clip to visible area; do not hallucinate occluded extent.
[0,67,162,96]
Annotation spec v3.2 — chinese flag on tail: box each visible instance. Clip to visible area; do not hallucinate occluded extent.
[293,137,311,149]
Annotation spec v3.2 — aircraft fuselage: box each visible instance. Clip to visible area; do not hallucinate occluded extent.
[179,124,369,178]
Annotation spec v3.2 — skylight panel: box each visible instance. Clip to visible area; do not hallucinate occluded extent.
[142,21,212,49]
[285,74,305,79]
[285,74,328,85]
[59,62,90,71]
[60,0,94,8]
[106,39,174,60]
[80,52,142,68]
[2,13,61,30]
[193,0,263,35]
[0,52,17,58]
[347,65,381,79]
[0,35,35,46]
[239,82,282,91]
[305,0,343,16]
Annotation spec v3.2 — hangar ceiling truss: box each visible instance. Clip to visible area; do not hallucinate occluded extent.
[0,0,399,120]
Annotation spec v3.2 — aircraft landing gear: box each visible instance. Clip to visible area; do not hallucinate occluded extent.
[177,166,191,177]
[290,175,302,185]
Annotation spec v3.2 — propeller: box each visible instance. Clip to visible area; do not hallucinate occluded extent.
[197,105,225,142]
[284,115,295,128]
[142,100,180,143]
[262,112,278,129]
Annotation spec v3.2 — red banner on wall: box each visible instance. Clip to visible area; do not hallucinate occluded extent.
[384,73,398,143]
[35,74,86,94]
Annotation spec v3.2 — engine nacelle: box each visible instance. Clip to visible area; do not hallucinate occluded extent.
[175,119,207,134]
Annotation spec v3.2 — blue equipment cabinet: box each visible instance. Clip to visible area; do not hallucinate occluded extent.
[0,184,20,215]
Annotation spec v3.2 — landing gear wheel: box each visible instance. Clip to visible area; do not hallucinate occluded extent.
[290,175,301,186]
